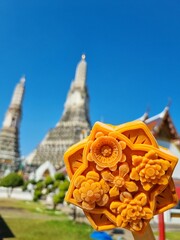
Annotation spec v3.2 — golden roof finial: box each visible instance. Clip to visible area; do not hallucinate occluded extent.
[167,98,172,108]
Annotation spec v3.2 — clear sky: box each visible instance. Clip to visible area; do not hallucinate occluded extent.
[0,0,180,157]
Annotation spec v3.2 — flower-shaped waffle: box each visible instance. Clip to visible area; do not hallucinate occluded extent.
[64,121,178,234]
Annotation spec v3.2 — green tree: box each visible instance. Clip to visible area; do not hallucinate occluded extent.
[32,174,69,205]
[33,189,42,201]
[44,176,54,187]
[53,180,61,189]
[53,191,65,209]
[54,172,65,181]
[35,181,44,190]
[52,179,70,209]
[59,179,70,191]
[0,172,24,197]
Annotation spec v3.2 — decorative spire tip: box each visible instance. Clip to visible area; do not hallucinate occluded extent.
[167,98,172,108]
[81,54,86,60]
[20,75,26,83]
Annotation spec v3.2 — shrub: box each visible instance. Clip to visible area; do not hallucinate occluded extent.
[53,180,61,189]
[58,191,65,199]
[53,191,65,209]
[0,172,24,197]
[54,172,65,181]
[35,181,44,190]
[59,179,70,191]
[33,189,42,201]
[44,176,54,186]
[29,179,36,185]
[0,172,24,188]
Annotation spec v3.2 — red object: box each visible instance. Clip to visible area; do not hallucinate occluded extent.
[158,213,165,240]
[175,186,180,199]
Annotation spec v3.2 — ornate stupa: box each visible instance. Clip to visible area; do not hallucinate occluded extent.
[26,55,91,169]
[0,77,25,172]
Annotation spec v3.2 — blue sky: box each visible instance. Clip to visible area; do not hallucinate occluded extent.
[0,0,180,157]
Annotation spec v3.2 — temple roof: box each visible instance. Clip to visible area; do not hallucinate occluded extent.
[143,106,179,140]
[138,106,180,180]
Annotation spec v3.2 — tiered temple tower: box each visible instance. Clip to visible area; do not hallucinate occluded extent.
[26,55,91,169]
[0,77,25,172]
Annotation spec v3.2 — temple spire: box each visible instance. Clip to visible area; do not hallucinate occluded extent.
[10,76,25,106]
[3,76,25,128]
[63,55,88,112]
[26,55,91,169]
[74,54,87,89]
[0,77,25,173]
